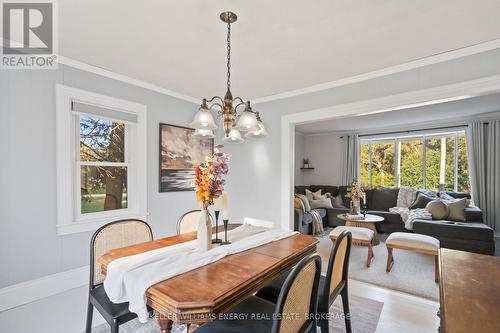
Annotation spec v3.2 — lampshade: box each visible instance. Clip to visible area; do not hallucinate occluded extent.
[192,128,215,139]
[245,121,269,139]
[189,104,217,130]
[234,102,260,131]
[222,128,244,144]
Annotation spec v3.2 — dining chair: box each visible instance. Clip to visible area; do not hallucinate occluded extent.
[85,219,153,333]
[177,210,214,235]
[195,253,322,333]
[256,230,353,333]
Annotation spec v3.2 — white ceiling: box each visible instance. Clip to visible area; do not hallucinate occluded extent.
[59,1,500,100]
[296,93,500,134]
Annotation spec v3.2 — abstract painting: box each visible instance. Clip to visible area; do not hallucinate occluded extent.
[159,123,214,192]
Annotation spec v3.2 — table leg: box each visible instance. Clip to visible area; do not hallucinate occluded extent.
[158,319,173,333]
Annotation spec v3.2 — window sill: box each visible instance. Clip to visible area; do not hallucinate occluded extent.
[56,211,148,235]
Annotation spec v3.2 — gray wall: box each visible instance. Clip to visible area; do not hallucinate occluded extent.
[302,134,344,186]
[1,48,500,288]
[0,65,199,288]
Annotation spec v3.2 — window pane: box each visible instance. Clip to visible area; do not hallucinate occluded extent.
[457,135,470,192]
[425,137,454,191]
[81,166,127,214]
[400,139,423,188]
[371,142,395,187]
[80,115,125,162]
[360,143,371,187]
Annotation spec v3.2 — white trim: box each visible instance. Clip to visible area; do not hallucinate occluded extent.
[253,38,500,104]
[56,85,148,235]
[0,266,88,312]
[58,56,199,104]
[281,74,500,230]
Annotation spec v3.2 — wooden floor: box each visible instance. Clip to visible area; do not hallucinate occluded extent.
[0,278,439,333]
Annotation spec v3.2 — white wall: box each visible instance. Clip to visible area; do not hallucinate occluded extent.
[301,134,344,185]
[0,65,199,288]
[294,132,305,185]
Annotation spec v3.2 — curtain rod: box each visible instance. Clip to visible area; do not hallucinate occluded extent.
[358,124,468,138]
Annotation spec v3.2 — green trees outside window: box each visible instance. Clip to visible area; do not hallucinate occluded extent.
[359,131,470,192]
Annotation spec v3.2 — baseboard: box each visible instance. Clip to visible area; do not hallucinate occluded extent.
[0,266,89,312]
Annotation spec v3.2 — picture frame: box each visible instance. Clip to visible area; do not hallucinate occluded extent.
[159,123,214,192]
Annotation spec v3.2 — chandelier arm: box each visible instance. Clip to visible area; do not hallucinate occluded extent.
[208,103,223,111]
[206,96,224,104]
[234,102,247,112]
[232,97,245,104]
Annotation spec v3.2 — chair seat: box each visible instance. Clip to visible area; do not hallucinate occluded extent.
[330,226,374,241]
[386,232,440,252]
[256,271,326,305]
[89,285,135,320]
[195,296,275,333]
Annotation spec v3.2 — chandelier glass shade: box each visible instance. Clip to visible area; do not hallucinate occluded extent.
[192,128,216,139]
[190,11,267,144]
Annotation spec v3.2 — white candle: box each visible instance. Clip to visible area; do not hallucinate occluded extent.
[214,197,220,211]
[222,191,229,220]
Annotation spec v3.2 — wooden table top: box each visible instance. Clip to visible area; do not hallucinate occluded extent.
[439,248,500,333]
[98,226,318,323]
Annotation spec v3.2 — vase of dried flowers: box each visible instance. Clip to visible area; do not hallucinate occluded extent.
[345,180,365,215]
[194,145,230,252]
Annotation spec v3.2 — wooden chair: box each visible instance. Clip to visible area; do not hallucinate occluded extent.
[85,219,153,333]
[256,230,353,333]
[177,210,215,235]
[195,253,322,333]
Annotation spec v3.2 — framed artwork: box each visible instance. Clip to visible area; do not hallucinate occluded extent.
[159,123,214,192]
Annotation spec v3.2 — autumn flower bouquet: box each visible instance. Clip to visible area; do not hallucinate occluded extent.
[345,180,365,215]
[194,145,230,210]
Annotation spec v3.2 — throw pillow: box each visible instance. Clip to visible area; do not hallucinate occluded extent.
[439,191,456,201]
[295,194,311,212]
[305,189,321,201]
[396,187,417,208]
[426,200,449,220]
[418,189,438,198]
[312,191,330,200]
[444,198,467,222]
[409,192,435,209]
[309,197,334,209]
[331,194,346,208]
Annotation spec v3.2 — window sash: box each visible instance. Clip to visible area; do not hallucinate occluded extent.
[359,130,467,191]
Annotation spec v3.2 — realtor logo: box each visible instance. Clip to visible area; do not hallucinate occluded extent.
[1,1,57,69]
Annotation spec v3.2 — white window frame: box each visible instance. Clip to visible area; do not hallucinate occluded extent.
[56,84,147,235]
[359,129,467,191]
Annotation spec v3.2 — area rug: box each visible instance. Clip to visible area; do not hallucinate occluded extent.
[91,294,382,333]
[317,230,439,301]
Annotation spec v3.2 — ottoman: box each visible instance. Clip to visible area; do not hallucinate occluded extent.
[330,226,375,267]
[386,232,440,282]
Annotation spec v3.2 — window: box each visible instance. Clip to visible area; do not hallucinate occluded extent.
[56,85,147,235]
[359,130,469,192]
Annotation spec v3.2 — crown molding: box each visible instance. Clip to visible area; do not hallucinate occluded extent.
[253,38,500,104]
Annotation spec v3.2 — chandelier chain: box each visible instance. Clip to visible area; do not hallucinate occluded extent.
[226,20,231,90]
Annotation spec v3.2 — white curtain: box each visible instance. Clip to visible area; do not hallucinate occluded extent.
[340,134,359,186]
[467,120,500,230]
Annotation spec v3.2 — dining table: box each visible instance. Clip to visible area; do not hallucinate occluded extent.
[98,225,319,333]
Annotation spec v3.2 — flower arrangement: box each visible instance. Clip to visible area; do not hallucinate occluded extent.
[345,180,365,201]
[194,145,230,210]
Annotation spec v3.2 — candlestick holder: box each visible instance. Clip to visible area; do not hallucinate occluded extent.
[212,210,222,244]
[220,219,231,245]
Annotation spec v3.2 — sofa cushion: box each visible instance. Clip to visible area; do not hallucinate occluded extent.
[426,200,449,220]
[370,188,399,211]
[464,206,483,222]
[294,185,308,195]
[409,192,435,209]
[412,220,494,242]
[309,185,339,197]
[310,197,333,209]
[338,186,351,207]
[305,188,321,200]
[444,198,467,222]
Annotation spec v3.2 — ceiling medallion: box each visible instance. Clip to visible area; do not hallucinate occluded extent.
[190,11,269,143]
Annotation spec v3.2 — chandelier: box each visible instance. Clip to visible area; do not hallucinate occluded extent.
[190,11,269,143]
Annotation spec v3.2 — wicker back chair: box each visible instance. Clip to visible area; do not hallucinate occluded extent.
[177,210,214,235]
[272,253,322,333]
[319,230,353,333]
[86,219,153,333]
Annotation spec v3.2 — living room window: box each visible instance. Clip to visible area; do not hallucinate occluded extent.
[359,129,469,192]
[56,85,147,235]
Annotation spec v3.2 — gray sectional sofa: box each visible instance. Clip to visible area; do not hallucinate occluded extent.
[294,185,495,255]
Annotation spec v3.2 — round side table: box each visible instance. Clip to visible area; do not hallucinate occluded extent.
[337,214,384,245]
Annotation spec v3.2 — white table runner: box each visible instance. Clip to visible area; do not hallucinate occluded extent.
[103,223,297,322]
